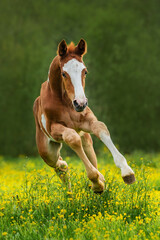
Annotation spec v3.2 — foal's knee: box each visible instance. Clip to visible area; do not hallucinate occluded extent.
[91,121,110,138]
[63,130,81,149]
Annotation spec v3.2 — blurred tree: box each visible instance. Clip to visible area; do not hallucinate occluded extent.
[0,0,160,156]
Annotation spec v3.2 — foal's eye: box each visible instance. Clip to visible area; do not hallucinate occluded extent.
[62,72,66,78]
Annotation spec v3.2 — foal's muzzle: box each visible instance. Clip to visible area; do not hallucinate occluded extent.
[73,99,88,112]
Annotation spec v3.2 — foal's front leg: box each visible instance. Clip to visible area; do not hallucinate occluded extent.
[51,124,105,193]
[81,120,135,184]
[81,132,105,183]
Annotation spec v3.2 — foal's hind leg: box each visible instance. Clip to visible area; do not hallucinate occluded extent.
[81,133,105,183]
[35,120,71,189]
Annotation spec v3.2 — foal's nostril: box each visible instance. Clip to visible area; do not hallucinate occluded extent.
[73,100,79,107]
[84,99,88,107]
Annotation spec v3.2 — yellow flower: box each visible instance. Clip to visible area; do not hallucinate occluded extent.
[67,191,72,195]
[60,209,66,214]
[2,232,8,236]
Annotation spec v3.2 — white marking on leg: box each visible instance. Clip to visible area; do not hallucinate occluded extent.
[41,114,47,131]
[41,114,57,143]
[100,131,134,177]
[63,59,86,102]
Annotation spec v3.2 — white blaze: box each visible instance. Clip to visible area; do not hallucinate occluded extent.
[62,58,86,101]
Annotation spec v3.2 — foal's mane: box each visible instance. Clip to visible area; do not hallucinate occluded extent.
[67,42,75,53]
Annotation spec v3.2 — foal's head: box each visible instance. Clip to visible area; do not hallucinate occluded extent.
[58,39,88,112]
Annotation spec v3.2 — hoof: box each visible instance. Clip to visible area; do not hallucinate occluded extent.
[92,180,104,194]
[122,174,136,184]
[94,190,103,195]
[99,172,105,183]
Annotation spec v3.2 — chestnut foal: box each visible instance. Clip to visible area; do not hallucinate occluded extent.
[33,39,135,193]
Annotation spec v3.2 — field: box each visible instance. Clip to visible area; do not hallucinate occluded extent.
[0,151,160,240]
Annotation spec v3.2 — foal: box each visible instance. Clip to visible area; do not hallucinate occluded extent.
[33,39,135,193]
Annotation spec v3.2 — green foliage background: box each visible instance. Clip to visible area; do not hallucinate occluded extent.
[0,0,160,156]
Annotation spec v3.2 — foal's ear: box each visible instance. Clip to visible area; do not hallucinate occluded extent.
[75,39,87,56]
[58,40,67,57]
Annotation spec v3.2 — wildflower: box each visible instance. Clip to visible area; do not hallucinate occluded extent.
[60,209,66,214]
[67,190,72,195]
[2,232,8,236]
[139,219,143,225]
[50,226,54,231]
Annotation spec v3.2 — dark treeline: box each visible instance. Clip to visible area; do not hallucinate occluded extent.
[0,0,160,156]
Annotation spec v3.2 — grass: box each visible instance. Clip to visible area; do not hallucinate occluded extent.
[0,151,160,240]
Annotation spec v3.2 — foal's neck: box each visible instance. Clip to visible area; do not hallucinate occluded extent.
[48,56,72,105]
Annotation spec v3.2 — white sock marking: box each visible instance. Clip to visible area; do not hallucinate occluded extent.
[100,131,134,176]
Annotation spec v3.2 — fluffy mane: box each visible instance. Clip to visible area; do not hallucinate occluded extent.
[67,42,75,53]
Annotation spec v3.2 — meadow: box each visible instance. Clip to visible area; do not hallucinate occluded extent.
[0,150,160,240]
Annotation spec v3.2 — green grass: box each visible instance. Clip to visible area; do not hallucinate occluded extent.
[0,152,160,239]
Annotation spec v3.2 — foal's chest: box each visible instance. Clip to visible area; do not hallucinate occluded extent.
[55,106,86,130]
